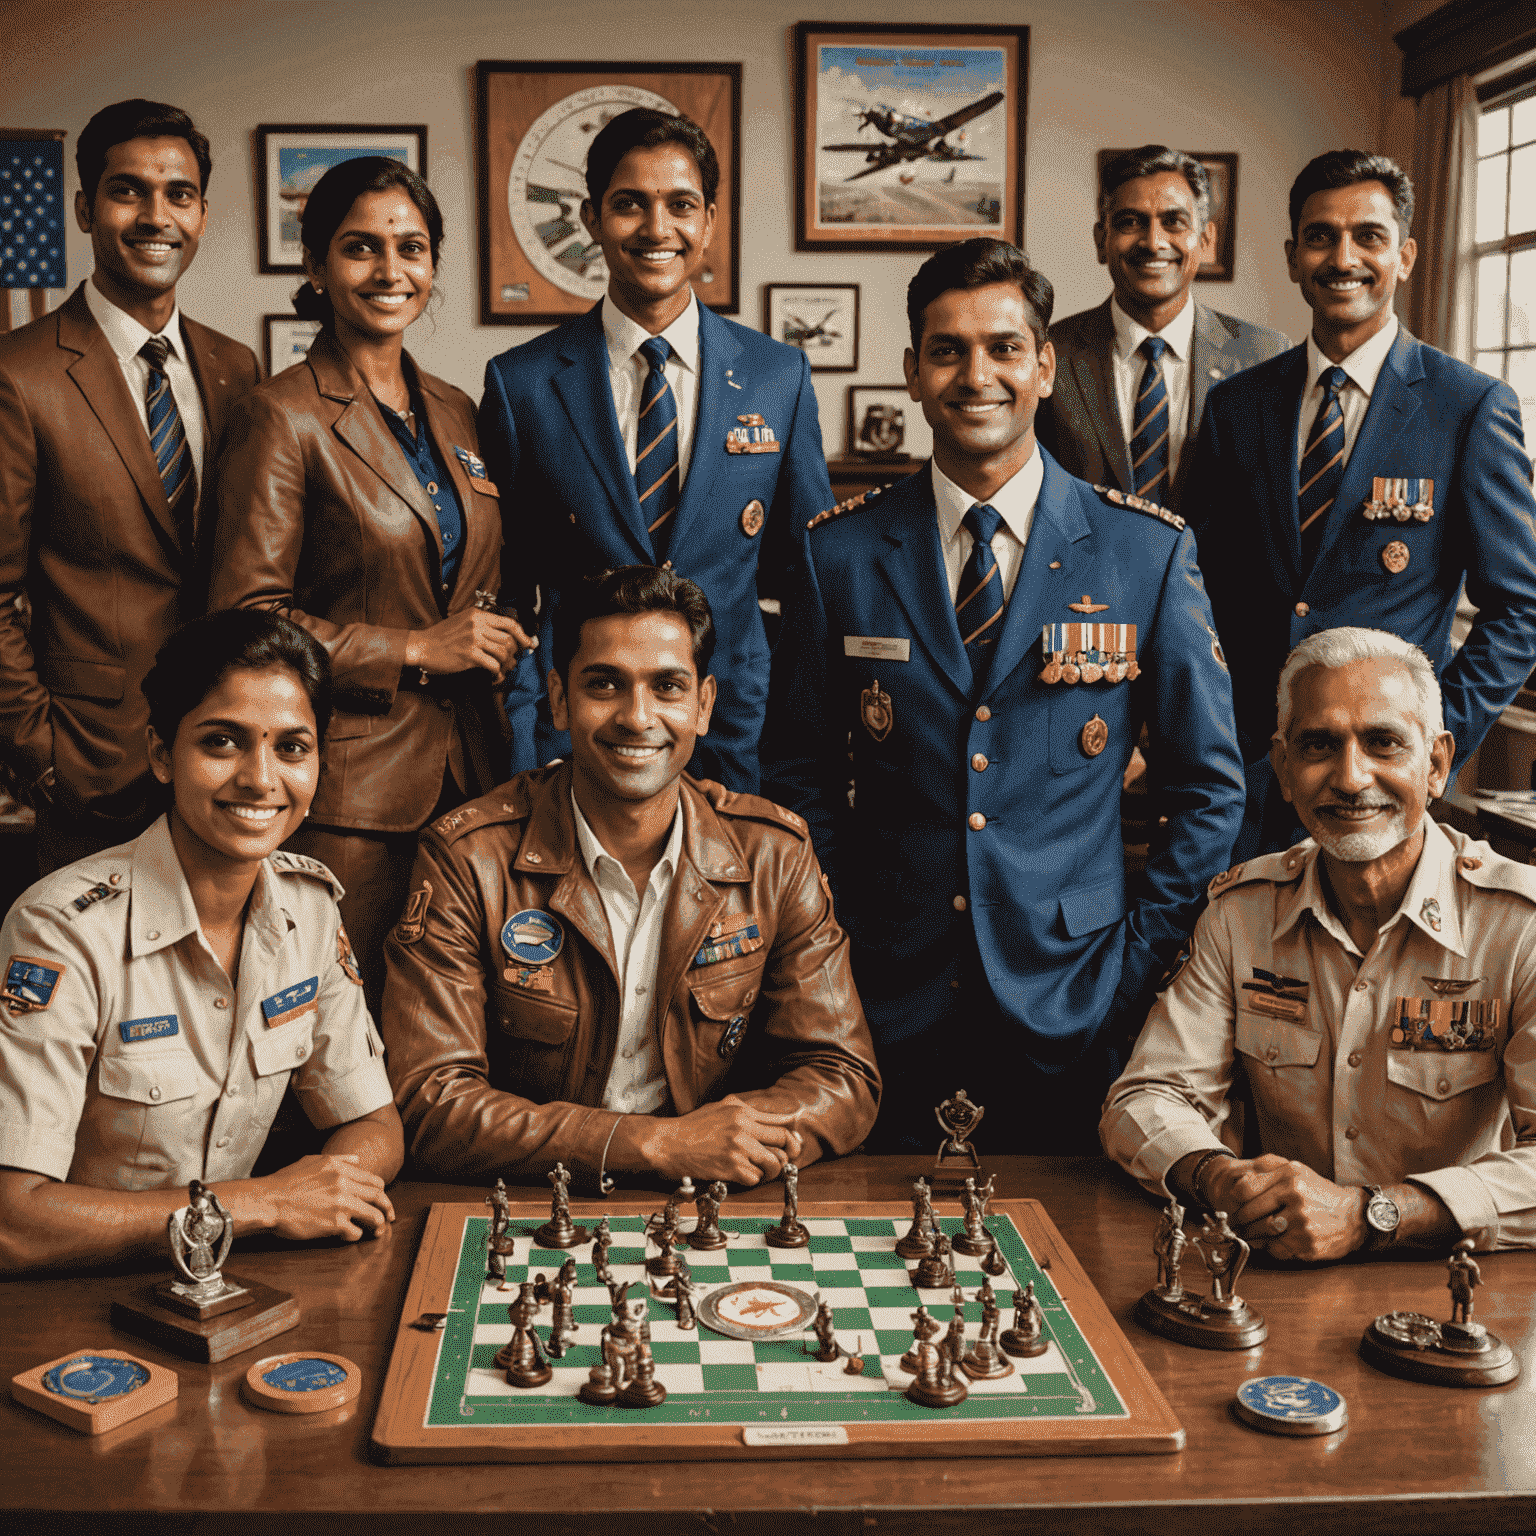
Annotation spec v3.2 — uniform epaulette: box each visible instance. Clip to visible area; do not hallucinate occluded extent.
[270,849,345,899]
[807,482,885,531]
[63,877,124,917]
[1206,846,1303,899]
[427,783,537,845]
[1453,842,1536,904]
[707,785,811,842]
[1094,484,1186,532]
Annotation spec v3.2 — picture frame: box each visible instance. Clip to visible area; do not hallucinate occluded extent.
[794,22,1028,254]
[255,124,427,275]
[1096,149,1239,282]
[475,60,742,325]
[763,283,859,371]
[847,384,931,461]
[262,314,323,378]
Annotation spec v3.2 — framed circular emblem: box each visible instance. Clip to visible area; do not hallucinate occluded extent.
[501,909,565,966]
[698,1280,818,1341]
[1079,714,1109,758]
[243,1352,361,1415]
[43,1354,149,1403]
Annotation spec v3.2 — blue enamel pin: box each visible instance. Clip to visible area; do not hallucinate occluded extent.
[502,909,564,966]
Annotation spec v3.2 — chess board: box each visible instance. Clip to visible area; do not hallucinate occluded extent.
[372,1199,1183,1463]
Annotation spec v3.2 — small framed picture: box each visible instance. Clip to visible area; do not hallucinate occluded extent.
[263,315,323,377]
[255,125,428,274]
[847,384,931,460]
[763,284,859,371]
[1097,149,1239,281]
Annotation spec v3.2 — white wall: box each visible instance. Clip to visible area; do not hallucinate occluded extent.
[8,0,1394,453]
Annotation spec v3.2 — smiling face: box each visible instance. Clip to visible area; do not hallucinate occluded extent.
[549,610,715,814]
[903,281,1055,488]
[1286,181,1416,359]
[76,136,207,325]
[307,188,435,346]
[1093,170,1213,329]
[581,144,715,327]
[149,664,320,871]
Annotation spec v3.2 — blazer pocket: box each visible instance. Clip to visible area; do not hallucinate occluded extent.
[1057,878,1125,939]
[325,708,374,741]
[490,984,579,1044]
[39,656,125,702]
[1387,1050,1499,1102]
[1235,1012,1323,1069]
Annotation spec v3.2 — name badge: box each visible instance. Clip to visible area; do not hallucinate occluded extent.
[119,1014,179,1043]
[262,976,320,1029]
[844,636,910,662]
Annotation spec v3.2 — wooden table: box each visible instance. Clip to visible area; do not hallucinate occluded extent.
[4,1156,1534,1534]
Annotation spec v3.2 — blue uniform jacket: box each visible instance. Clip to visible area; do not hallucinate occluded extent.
[479,302,833,792]
[760,453,1245,1071]
[1185,327,1536,769]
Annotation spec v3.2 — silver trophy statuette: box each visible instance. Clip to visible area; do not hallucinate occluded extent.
[157,1180,251,1319]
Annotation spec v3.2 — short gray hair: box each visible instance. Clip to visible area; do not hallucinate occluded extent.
[1097,145,1212,230]
[1275,627,1444,742]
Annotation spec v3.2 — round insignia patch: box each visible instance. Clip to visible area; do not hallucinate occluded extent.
[1381,540,1410,574]
[43,1354,149,1403]
[501,909,564,966]
[1232,1375,1347,1437]
[1079,714,1109,758]
[740,499,765,537]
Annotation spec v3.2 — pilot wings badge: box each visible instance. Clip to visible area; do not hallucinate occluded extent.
[861,679,893,742]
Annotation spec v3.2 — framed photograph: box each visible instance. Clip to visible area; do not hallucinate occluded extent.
[794,23,1028,254]
[255,125,427,274]
[263,315,323,377]
[847,384,931,461]
[475,61,742,325]
[763,283,859,371]
[1096,149,1239,281]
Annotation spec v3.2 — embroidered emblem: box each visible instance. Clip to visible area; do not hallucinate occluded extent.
[396,880,433,944]
[504,966,556,993]
[1421,897,1442,933]
[4,956,63,1013]
[119,1014,179,1044]
[1208,864,1245,897]
[718,1015,748,1057]
[1093,483,1185,530]
[692,921,764,968]
[1391,996,1499,1051]
[337,924,364,985]
[1079,714,1109,758]
[1067,594,1109,614]
[262,976,320,1029]
[1381,540,1410,574]
[501,909,564,966]
[453,445,488,479]
[740,499,765,537]
[435,806,478,836]
[861,679,893,742]
[71,882,116,914]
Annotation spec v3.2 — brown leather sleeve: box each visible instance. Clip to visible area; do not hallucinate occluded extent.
[381,828,623,1185]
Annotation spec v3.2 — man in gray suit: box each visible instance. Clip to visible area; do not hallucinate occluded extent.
[1038,145,1287,515]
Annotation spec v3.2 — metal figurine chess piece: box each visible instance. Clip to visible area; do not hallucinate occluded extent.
[895,1176,937,1259]
[934,1089,985,1176]
[765,1162,811,1248]
[496,1283,553,1388]
[687,1181,729,1250]
[534,1162,589,1249]
[663,1177,696,1234]
[913,1229,956,1290]
[900,1305,940,1373]
[954,1173,997,1257]
[943,1287,968,1366]
[485,1178,511,1240]
[1448,1240,1479,1324]
[546,1260,578,1358]
[1000,1280,1048,1358]
[158,1181,250,1319]
[1134,1207,1268,1350]
[962,1278,1014,1380]
[1152,1198,1187,1298]
[906,1306,969,1409]
[810,1295,840,1362]
[673,1260,697,1331]
[645,1205,683,1281]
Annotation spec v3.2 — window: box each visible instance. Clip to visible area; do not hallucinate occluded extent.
[1474,85,1536,471]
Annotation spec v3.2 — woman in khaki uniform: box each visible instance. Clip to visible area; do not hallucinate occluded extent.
[209,158,531,1007]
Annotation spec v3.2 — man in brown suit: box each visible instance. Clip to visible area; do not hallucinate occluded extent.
[0,99,261,871]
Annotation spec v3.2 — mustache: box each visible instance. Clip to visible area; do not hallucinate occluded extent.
[1317,795,1400,812]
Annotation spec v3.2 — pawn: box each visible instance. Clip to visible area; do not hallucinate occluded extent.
[1000,1280,1048,1359]
[578,1354,618,1407]
[943,1291,967,1366]
[842,1336,866,1377]
[912,1231,955,1290]
[688,1180,729,1251]
[617,1340,667,1408]
[905,1335,968,1409]
[895,1178,935,1260]
[981,1238,1007,1277]
[675,1265,698,1332]
[899,1305,940,1374]
[532,1272,551,1307]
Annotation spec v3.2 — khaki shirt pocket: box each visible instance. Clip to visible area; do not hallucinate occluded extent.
[251,1016,318,1078]
[1387,1050,1500,1102]
[1235,1012,1323,1070]
[97,1049,200,1105]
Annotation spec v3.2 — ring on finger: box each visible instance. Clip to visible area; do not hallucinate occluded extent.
[1269,1214,1288,1235]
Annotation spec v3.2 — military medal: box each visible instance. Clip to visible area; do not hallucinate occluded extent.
[1079,714,1109,757]
[1061,659,1081,684]
[1363,477,1434,524]
[1039,622,1137,685]
[861,679,893,741]
[740,499,765,536]
[1390,996,1499,1051]
[1381,541,1410,574]
[1039,652,1064,685]
[725,413,780,454]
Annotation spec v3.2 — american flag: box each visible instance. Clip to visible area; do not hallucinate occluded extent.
[2,132,66,329]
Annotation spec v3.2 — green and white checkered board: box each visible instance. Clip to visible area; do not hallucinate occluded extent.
[425,1214,1128,1428]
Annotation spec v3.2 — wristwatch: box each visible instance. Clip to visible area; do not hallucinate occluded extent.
[1362,1185,1401,1249]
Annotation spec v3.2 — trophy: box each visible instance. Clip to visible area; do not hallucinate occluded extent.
[932,1089,985,1190]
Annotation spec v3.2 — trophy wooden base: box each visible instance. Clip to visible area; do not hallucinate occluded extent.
[1360,1316,1520,1388]
[111,1274,299,1364]
[1135,1288,1268,1351]
[931,1153,983,1194]
[153,1275,252,1320]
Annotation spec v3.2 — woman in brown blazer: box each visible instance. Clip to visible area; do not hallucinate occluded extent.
[210,157,530,1006]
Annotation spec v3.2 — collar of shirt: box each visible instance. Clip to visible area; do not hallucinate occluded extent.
[1274,817,1465,959]
[932,447,1044,553]
[1110,292,1196,365]
[1305,314,1398,401]
[571,788,685,901]
[84,276,187,366]
[602,292,701,379]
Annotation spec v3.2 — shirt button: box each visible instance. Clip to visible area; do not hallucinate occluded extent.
[635,985,648,996]
[1265,1047,1278,1062]
[623,1048,634,1060]
[1354,981,1367,992]
[950,979,961,990]
[1348,1051,1362,1067]
[146,930,160,941]
[971,753,988,772]
[149,1085,162,1101]
[975,706,991,722]
[215,1137,230,1149]
[1438,1078,1451,1095]
[1294,602,1310,617]
[226,1086,240,1098]
[953,895,967,911]
[214,997,228,1009]
[968,813,986,831]
[427,481,438,495]
[1345,1126,1359,1140]
[109,873,121,885]
[295,1045,306,1062]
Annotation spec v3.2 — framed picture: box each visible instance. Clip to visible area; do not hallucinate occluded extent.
[255,125,427,274]
[763,283,859,371]
[475,60,742,325]
[1096,149,1239,281]
[263,315,323,377]
[794,22,1028,254]
[847,384,931,461]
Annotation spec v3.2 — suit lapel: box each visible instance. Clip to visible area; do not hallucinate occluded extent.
[418,370,493,610]
[1261,345,1309,595]
[1071,300,1131,489]
[670,303,742,552]
[1190,303,1233,431]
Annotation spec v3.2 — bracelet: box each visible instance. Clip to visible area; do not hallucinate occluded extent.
[1187,1148,1237,1212]
[595,1118,622,1198]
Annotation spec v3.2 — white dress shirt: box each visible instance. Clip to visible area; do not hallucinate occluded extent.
[932,448,1045,604]
[573,790,684,1115]
[84,278,207,493]
[1110,294,1196,486]
[1296,315,1399,470]
[602,293,701,488]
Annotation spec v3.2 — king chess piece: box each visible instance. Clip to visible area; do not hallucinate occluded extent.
[933,1089,985,1192]
[1000,1280,1048,1358]
[1134,1206,1268,1350]
[912,1230,956,1290]
[765,1162,811,1248]
[895,1176,937,1259]
[534,1162,589,1249]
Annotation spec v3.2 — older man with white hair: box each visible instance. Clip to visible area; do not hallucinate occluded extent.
[1101,626,1536,1258]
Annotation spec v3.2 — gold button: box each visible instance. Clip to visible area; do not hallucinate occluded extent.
[426,481,438,495]
[1461,857,1483,871]
[953,895,967,911]
[149,1086,162,1101]
[1355,981,1367,993]
[950,980,961,989]
[1348,1051,1362,1067]
[975,706,991,722]
[971,753,988,772]
[295,1045,307,1062]
[214,997,228,1010]
[968,813,986,831]
[1345,1126,1359,1140]
[1294,602,1310,617]
[1265,1047,1278,1062]
[216,1137,230,1149]
[1438,1078,1450,1095]
[109,873,121,885]
[147,930,160,941]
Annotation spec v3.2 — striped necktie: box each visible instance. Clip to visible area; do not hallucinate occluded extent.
[1298,365,1349,573]
[140,335,196,552]
[956,503,1006,691]
[1129,336,1170,501]
[635,335,679,559]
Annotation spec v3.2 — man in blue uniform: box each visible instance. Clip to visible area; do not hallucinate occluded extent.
[1184,149,1536,853]
[762,238,1245,1153]
[480,108,832,792]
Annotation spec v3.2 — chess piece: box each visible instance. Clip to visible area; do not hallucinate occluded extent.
[981,1235,1007,1277]
[953,1173,997,1256]
[645,1206,682,1279]
[578,1351,618,1406]
[663,1177,696,1235]
[899,1305,939,1373]
[842,1336,866,1376]
[765,1162,811,1248]
[534,1162,589,1249]
[905,1328,969,1409]
[591,1225,613,1286]
[486,1226,515,1286]
[594,1214,612,1251]
[943,1288,967,1367]
[673,1260,697,1331]
[933,1089,985,1187]
[687,1180,729,1250]
[1152,1198,1187,1298]
[961,1278,1014,1380]
[810,1295,839,1363]
[895,1176,937,1259]
[912,1229,955,1289]
[484,1178,512,1242]
[1448,1239,1479,1325]
[616,1338,667,1408]
[1000,1280,1049,1358]
[546,1260,577,1358]
[1134,1210,1268,1350]
[496,1288,553,1388]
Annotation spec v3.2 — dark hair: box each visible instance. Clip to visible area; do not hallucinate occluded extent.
[1097,145,1210,227]
[907,238,1054,353]
[584,108,720,209]
[1288,149,1414,240]
[76,99,211,205]
[143,609,334,749]
[292,156,444,325]
[553,566,716,682]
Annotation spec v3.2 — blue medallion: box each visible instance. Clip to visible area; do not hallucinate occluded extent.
[262,1357,349,1393]
[1236,1375,1343,1421]
[501,909,564,966]
[43,1354,150,1402]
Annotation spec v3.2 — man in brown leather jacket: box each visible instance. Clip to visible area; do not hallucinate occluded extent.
[382,567,879,1189]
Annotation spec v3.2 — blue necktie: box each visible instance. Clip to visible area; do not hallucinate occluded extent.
[635,336,679,559]
[1129,336,1170,502]
[1298,365,1348,574]
[956,504,1005,691]
[141,335,196,553]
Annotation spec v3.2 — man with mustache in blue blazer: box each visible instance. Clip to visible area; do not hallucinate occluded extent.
[480,108,832,792]
[762,239,1245,1153]
[1184,150,1536,855]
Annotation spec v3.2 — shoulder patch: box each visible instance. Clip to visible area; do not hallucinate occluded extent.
[807,482,885,531]
[1094,483,1186,532]
[269,850,345,899]
[1455,845,1536,904]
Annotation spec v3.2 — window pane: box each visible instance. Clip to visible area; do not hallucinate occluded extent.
[1505,349,1536,469]
[1477,150,1509,242]
[1478,251,1509,350]
[1510,246,1536,347]
[1510,143,1536,237]
[1481,104,1511,156]
[1475,350,1505,380]
[1512,94,1536,148]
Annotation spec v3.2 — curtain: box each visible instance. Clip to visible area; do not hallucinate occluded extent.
[1406,73,1478,359]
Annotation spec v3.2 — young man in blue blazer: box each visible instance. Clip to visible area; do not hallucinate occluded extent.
[480,108,832,792]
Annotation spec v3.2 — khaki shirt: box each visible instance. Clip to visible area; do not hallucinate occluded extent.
[1100,820,1536,1250]
[0,816,393,1189]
